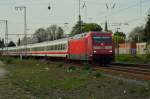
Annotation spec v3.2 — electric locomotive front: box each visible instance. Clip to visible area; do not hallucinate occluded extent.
[90,32,114,63]
[68,31,114,63]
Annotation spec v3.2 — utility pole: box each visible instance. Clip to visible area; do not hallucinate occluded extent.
[5,20,8,54]
[116,28,120,56]
[82,0,87,22]
[0,20,8,55]
[79,0,82,33]
[105,2,116,32]
[15,6,27,57]
[139,0,142,16]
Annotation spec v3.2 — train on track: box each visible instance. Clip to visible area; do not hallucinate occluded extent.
[0,31,115,64]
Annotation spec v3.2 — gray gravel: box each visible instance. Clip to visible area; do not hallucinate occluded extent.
[103,73,149,86]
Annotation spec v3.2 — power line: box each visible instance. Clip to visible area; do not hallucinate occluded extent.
[97,0,150,20]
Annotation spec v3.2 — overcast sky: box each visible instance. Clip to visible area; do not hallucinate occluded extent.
[0,0,150,42]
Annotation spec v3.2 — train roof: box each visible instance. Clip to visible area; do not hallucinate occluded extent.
[71,31,112,39]
[0,38,69,51]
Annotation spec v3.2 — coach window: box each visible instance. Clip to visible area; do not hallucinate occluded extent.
[57,44,59,50]
[64,44,66,50]
[30,48,32,51]
[51,45,53,50]
[39,47,41,51]
[35,48,37,51]
[37,47,40,51]
[54,45,56,50]
[55,45,57,50]
[60,44,62,50]
[62,44,64,50]
[38,47,41,51]
[40,47,43,51]
[48,46,52,50]
[49,46,51,50]
[49,46,52,50]
[47,46,49,50]
[58,44,61,50]
[56,45,58,50]
[46,46,48,50]
[34,48,37,51]
[57,45,59,50]
[59,44,62,50]
[57,45,60,50]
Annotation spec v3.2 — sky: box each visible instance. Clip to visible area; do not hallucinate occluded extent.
[0,0,150,42]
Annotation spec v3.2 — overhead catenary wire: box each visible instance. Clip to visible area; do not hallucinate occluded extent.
[96,0,150,20]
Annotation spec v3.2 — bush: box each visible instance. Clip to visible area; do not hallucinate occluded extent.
[94,71,102,78]
[0,57,13,64]
[67,66,76,72]
[146,53,150,58]
[82,63,92,70]
[57,63,64,68]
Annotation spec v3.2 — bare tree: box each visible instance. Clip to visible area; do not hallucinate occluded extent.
[46,25,64,40]
[129,26,145,42]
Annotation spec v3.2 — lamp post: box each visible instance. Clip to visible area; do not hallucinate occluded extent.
[0,20,8,54]
[15,6,27,56]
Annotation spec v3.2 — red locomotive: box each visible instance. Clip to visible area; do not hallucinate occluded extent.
[69,32,114,63]
[0,31,114,64]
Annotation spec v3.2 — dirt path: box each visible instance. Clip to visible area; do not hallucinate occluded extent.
[0,61,7,78]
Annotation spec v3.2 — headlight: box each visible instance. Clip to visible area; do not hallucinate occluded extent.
[109,50,112,52]
[94,50,97,53]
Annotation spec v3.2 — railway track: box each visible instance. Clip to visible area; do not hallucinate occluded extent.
[94,63,150,80]
[110,62,150,69]
[64,61,150,80]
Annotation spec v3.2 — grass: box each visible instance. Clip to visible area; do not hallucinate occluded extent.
[115,54,150,64]
[0,57,150,99]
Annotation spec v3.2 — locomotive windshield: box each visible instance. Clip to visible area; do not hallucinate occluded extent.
[93,36,112,43]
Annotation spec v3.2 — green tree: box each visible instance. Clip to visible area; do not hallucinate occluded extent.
[144,10,150,42]
[113,31,126,48]
[7,41,16,47]
[71,21,102,36]
[0,39,5,48]
[83,23,102,32]
[33,28,47,43]
[71,21,85,36]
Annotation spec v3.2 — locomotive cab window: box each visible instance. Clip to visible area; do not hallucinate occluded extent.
[93,36,112,43]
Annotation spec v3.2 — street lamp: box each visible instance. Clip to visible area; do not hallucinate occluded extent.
[48,3,51,10]
[15,6,27,56]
